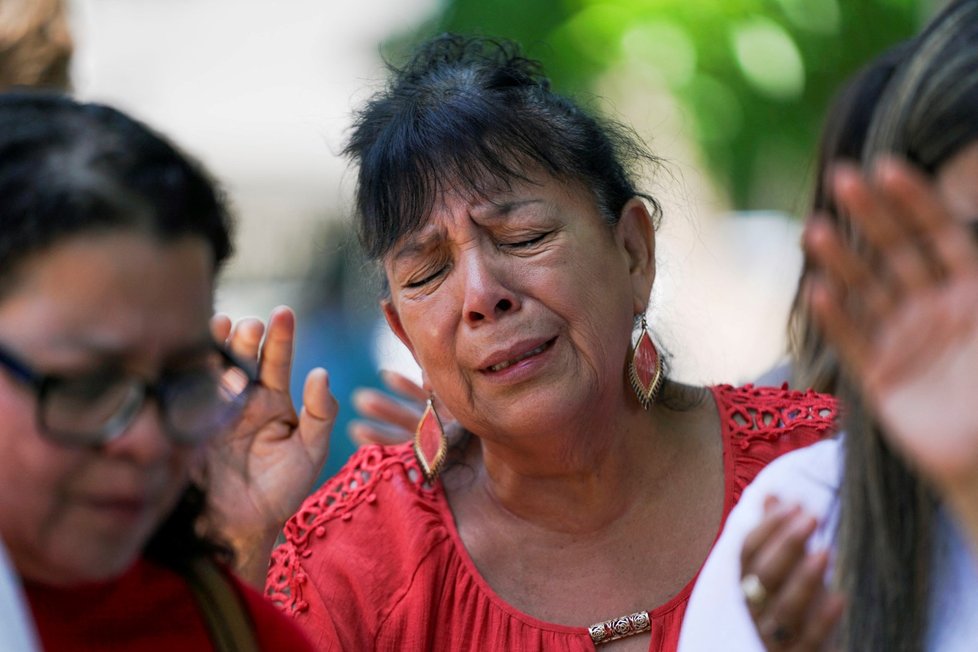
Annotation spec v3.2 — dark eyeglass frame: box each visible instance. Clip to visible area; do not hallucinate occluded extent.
[0,342,256,447]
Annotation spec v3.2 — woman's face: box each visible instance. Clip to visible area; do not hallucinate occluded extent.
[0,232,215,585]
[383,174,655,440]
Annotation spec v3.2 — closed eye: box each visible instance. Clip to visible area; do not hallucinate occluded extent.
[404,265,447,289]
[500,232,551,250]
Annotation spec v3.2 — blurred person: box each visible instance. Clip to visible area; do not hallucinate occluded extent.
[0,91,334,651]
[677,45,905,650]
[678,1,978,650]
[228,34,839,651]
[0,5,73,646]
[0,0,72,90]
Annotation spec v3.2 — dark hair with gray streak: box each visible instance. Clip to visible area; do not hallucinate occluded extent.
[344,33,661,263]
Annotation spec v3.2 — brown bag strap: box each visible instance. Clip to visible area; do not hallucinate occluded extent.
[184,557,261,652]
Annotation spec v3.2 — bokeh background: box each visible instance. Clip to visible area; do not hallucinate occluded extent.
[56,0,932,477]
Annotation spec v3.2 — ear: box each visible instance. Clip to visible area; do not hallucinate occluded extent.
[616,198,656,314]
[381,298,417,358]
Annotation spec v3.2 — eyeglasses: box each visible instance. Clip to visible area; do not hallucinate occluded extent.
[0,342,255,447]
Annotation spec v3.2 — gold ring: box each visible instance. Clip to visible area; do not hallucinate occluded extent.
[740,573,768,610]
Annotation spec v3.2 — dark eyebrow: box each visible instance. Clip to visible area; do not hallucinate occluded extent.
[478,198,543,219]
[392,231,441,263]
[391,198,545,262]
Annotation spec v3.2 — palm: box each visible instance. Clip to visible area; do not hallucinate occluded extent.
[865,282,978,481]
[208,382,328,536]
[806,160,978,489]
[206,307,336,583]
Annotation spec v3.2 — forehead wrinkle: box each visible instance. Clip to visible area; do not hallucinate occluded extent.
[391,194,549,264]
[472,198,544,221]
[391,226,445,263]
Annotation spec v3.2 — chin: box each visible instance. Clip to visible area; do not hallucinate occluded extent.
[29,533,148,587]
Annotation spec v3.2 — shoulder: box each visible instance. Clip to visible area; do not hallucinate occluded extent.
[266,443,450,645]
[713,384,838,496]
[713,383,838,439]
[282,442,428,547]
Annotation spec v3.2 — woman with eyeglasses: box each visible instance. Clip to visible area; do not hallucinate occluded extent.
[0,91,334,651]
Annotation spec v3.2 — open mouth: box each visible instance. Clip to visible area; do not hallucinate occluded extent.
[484,337,556,372]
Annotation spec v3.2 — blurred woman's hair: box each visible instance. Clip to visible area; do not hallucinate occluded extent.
[344,33,661,262]
[830,1,978,650]
[0,92,233,297]
[787,44,907,394]
[0,92,235,567]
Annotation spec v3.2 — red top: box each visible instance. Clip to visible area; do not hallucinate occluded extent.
[267,385,837,651]
[26,557,314,651]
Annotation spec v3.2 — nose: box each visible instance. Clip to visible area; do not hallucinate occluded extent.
[459,250,520,325]
[103,400,173,466]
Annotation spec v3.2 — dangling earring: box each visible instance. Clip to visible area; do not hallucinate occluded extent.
[628,314,663,410]
[414,396,448,482]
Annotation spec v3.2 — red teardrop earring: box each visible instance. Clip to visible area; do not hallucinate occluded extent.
[414,397,448,482]
[628,314,663,410]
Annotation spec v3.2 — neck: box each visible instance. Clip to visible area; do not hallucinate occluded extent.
[451,396,690,534]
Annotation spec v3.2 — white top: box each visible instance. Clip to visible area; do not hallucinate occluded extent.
[677,438,978,652]
[0,539,38,651]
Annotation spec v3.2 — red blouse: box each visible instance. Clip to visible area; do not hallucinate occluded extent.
[267,385,837,651]
[26,557,314,651]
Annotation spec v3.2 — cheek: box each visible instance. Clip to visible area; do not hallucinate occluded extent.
[400,301,457,368]
[0,394,82,569]
[543,255,633,354]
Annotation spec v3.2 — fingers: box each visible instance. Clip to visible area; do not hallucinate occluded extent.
[755,551,842,651]
[258,306,296,393]
[352,387,424,431]
[741,500,806,572]
[220,307,296,393]
[348,419,414,447]
[878,159,978,278]
[296,367,336,464]
[227,317,265,370]
[211,314,232,343]
[380,369,429,403]
[742,500,841,650]
[348,385,423,447]
[743,506,818,604]
[804,157,978,390]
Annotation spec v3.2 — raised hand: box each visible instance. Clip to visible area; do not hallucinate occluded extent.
[805,157,978,543]
[349,369,458,446]
[740,497,844,651]
[206,306,337,587]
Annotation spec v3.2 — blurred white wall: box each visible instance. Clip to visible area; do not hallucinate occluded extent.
[65,0,806,387]
[69,0,437,286]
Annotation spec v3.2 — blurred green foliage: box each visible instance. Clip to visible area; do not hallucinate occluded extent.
[392,0,927,212]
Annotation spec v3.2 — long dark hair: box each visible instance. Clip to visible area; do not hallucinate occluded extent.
[831,2,978,649]
[0,91,235,568]
[787,44,907,393]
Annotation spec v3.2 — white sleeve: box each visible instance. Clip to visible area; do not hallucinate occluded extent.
[677,438,842,652]
[0,538,38,652]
